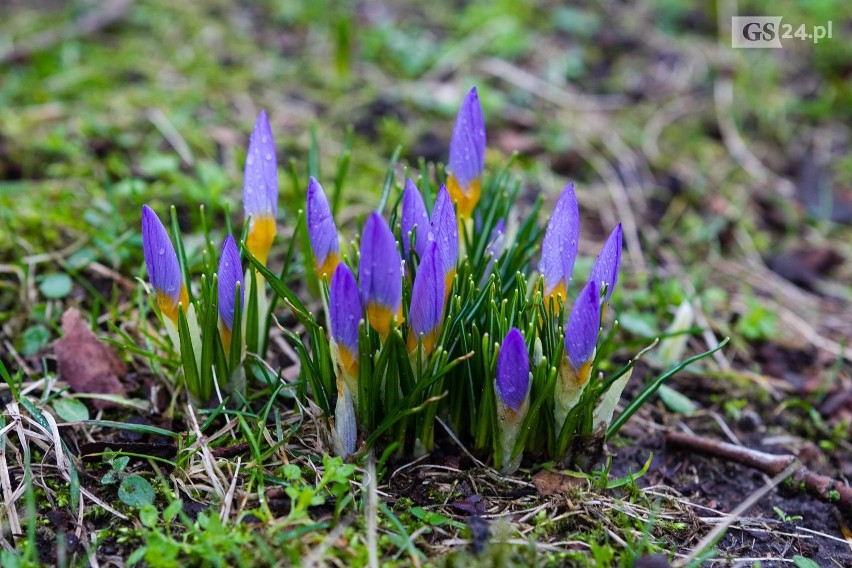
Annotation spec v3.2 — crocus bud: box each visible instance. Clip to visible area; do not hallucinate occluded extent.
[329,263,362,381]
[217,234,244,351]
[141,205,188,323]
[428,185,459,302]
[307,176,340,279]
[588,223,623,304]
[243,110,278,264]
[538,183,579,308]
[555,281,601,428]
[407,242,445,357]
[494,328,531,473]
[359,212,402,339]
[446,87,485,219]
[401,178,430,261]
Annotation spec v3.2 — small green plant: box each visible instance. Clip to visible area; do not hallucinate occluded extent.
[773,506,803,523]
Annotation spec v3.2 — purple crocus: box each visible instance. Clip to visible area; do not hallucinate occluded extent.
[243,110,278,264]
[496,328,530,413]
[428,185,459,300]
[407,242,445,356]
[401,178,430,260]
[359,212,403,338]
[446,87,486,219]
[141,205,187,323]
[565,280,601,376]
[307,176,340,279]
[538,183,579,307]
[588,223,623,303]
[217,234,244,349]
[329,264,362,377]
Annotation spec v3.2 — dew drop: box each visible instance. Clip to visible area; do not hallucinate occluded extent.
[158,248,165,255]
[247,155,255,166]
[264,152,272,161]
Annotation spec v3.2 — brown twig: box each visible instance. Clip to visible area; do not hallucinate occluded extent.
[666,431,852,518]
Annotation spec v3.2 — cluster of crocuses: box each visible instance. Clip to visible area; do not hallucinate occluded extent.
[140,112,279,405]
[139,88,629,473]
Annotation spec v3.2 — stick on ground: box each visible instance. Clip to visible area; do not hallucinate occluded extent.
[666,431,852,518]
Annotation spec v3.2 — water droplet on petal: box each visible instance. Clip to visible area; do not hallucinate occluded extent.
[158,248,165,255]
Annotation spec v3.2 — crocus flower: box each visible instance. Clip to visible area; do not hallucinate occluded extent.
[407,242,445,357]
[329,263,362,379]
[538,183,579,307]
[494,327,531,473]
[401,178,430,260]
[243,111,278,264]
[141,205,188,323]
[307,176,340,279]
[359,212,403,339]
[496,328,530,414]
[217,234,244,351]
[555,280,601,427]
[565,280,601,378]
[428,185,459,300]
[446,87,485,219]
[588,223,623,303]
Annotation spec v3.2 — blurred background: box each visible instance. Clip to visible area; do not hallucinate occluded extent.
[0,0,850,395]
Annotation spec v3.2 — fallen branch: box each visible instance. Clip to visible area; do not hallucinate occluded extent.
[666,431,852,518]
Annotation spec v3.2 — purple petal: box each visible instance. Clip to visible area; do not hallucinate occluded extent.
[588,223,623,302]
[307,176,340,269]
[565,281,601,370]
[409,242,445,339]
[359,212,402,312]
[538,183,579,298]
[329,264,362,355]
[401,178,430,259]
[242,110,278,220]
[448,87,486,190]
[496,328,530,412]
[217,235,244,331]
[429,185,459,277]
[141,205,182,302]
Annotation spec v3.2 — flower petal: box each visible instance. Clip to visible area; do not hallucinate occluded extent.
[307,176,340,278]
[359,212,402,336]
[496,328,530,412]
[408,242,445,355]
[429,185,459,289]
[401,178,430,260]
[141,205,186,321]
[448,87,485,192]
[588,223,623,302]
[242,110,278,220]
[329,263,362,365]
[538,183,579,301]
[565,280,601,370]
[217,234,244,332]
[447,87,485,217]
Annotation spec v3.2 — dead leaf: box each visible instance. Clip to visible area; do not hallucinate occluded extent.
[54,308,127,409]
[532,469,586,497]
